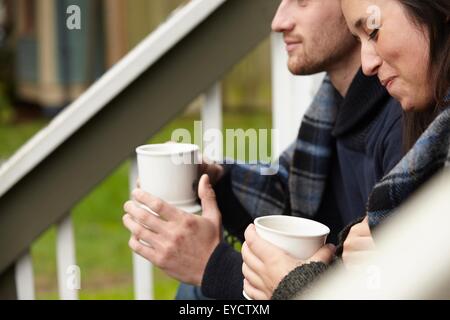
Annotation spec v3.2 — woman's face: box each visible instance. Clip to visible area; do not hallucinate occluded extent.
[341,0,434,111]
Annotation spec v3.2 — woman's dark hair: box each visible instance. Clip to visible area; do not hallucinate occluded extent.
[398,0,450,151]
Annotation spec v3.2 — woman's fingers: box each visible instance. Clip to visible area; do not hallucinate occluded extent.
[344,236,376,252]
[244,224,282,264]
[241,242,265,274]
[349,217,371,237]
[243,279,269,300]
[242,262,266,292]
[308,244,336,264]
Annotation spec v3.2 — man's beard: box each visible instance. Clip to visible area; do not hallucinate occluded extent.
[287,53,328,76]
[287,38,356,76]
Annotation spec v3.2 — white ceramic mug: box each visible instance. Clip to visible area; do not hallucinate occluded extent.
[243,215,330,300]
[136,143,201,213]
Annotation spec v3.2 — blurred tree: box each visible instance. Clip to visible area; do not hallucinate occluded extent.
[224,39,271,112]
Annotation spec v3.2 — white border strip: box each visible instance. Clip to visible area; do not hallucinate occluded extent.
[0,0,226,197]
[303,170,450,300]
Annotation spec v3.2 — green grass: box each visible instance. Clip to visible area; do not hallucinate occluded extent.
[1,110,271,300]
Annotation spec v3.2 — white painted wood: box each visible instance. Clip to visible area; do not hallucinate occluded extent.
[304,170,450,300]
[270,32,325,156]
[0,0,227,198]
[202,83,223,162]
[132,252,154,301]
[130,158,154,300]
[15,251,35,300]
[56,215,79,300]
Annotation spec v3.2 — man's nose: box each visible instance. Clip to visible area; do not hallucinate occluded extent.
[271,0,294,33]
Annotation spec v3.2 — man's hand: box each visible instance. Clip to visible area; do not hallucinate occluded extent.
[123,174,222,286]
[242,224,336,300]
[342,216,376,269]
[198,154,224,186]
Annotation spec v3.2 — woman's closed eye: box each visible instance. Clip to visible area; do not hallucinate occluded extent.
[368,28,379,41]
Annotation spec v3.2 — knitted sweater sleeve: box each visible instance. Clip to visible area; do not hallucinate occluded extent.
[271,262,329,300]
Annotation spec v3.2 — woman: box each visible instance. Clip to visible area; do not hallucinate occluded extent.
[242,0,450,300]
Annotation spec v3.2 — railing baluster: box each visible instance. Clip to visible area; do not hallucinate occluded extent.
[270,32,325,156]
[14,251,35,300]
[130,158,154,300]
[56,215,79,300]
[202,83,223,162]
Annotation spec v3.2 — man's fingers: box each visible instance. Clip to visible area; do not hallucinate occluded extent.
[123,214,163,250]
[132,189,178,221]
[128,235,158,260]
[198,175,221,226]
[123,200,166,234]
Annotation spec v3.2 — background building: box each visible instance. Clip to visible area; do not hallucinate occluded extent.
[6,0,270,116]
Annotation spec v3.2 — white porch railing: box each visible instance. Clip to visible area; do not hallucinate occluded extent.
[7,0,227,301]
[56,216,78,300]
[202,83,224,162]
[0,0,228,198]
[14,252,35,300]
[129,158,153,300]
[9,1,319,300]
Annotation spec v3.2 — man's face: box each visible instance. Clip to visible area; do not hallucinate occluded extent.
[272,0,358,75]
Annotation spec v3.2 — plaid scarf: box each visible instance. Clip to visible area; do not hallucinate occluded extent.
[367,100,450,228]
[230,76,338,219]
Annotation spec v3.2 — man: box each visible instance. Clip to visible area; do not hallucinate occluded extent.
[123,0,403,299]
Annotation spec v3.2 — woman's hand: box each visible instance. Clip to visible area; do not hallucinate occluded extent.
[242,224,336,300]
[342,216,376,269]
